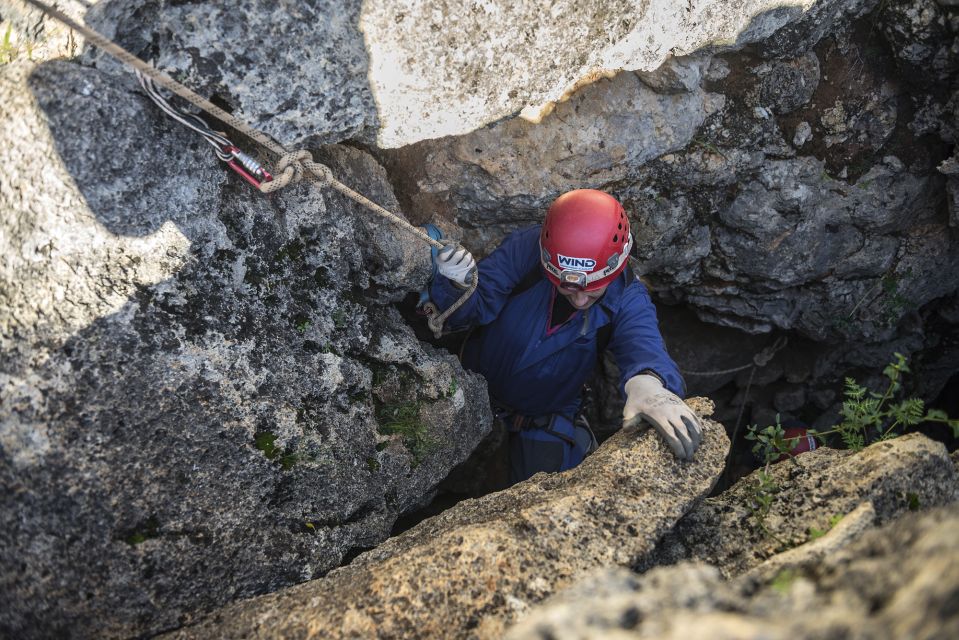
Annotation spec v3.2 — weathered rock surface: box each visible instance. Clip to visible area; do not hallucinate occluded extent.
[160,398,729,639]
[0,59,491,639]
[506,503,959,639]
[78,0,880,148]
[379,1,959,435]
[638,433,959,577]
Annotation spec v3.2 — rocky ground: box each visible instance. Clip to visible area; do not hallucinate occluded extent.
[1,0,958,638]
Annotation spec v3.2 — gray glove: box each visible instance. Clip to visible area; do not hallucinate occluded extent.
[623,374,703,460]
[437,243,476,286]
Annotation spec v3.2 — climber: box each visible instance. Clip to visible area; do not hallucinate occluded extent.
[428,189,702,485]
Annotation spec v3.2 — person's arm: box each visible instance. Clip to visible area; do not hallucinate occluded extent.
[608,281,684,396]
[430,227,542,330]
[609,281,702,460]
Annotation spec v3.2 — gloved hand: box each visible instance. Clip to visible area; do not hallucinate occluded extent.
[623,374,703,460]
[436,243,476,286]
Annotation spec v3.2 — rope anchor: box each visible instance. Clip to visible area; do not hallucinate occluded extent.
[25,0,477,337]
[135,70,273,190]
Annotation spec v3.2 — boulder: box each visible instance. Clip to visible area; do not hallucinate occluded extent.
[159,398,729,639]
[79,0,876,148]
[0,59,490,639]
[506,503,959,639]
[638,433,959,577]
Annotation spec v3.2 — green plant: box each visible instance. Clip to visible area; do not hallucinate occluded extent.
[747,469,785,543]
[447,377,458,397]
[375,401,435,465]
[1,22,18,64]
[689,136,727,159]
[332,307,348,330]
[744,353,958,539]
[745,415,800,465]
[770,568,798,593]
[839,270,913,331]
[254,431,298,470]
[808,513,844,541]
[810,353,959,451]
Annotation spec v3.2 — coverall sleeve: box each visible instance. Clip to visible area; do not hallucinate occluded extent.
[608,281,686,397]
[429,226,542,331]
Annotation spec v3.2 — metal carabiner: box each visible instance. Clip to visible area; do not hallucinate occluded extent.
[223,145,273,189]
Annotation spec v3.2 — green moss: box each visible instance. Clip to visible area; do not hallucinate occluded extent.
[907,492,921,511]
[366,457,381,472]
[254,431,279,459]
[375,401,436,465]
[770,568,798,593]
[332,307,348,330]
[123,516,160,546]
[274,239,305,264]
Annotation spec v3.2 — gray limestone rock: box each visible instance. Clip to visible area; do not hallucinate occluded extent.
[386,71,725,257]
[0,59,490,639]
[636,55,712,94]
[79,0,879,148]
[758,51,820,114]
[638,433,959,578]
[878,0,958,86]
[159,398,729,640]
[84,0,380,147]
[507,504,959,639]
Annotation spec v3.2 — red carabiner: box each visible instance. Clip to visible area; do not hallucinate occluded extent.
[223,146,273,190]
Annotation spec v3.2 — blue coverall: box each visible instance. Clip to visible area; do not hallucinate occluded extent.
[430,226,685,481]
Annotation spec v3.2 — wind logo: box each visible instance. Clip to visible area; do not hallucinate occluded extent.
[557,254,596,270]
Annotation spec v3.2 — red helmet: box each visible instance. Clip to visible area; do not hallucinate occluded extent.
[540,190,633,291]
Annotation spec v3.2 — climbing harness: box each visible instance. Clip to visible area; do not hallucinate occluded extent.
[23,0,476,338]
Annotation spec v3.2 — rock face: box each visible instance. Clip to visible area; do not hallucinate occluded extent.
[160,398,728,639]
[0,59,491,639]
[639,433,959,577]
[506,504,959,639]
[79,0,880,148]
[379,0,959,435]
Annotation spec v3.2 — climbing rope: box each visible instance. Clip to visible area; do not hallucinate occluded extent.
[680,336,789,377]
[686,335,788,484]
[23,0,476,338]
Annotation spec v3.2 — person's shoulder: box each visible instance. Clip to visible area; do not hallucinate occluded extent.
[616,270,654,308]
[496,225,542,256]
[504,225,542,244]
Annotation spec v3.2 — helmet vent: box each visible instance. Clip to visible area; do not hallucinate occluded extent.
[613,234,618,242]
[618,223,622,230]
